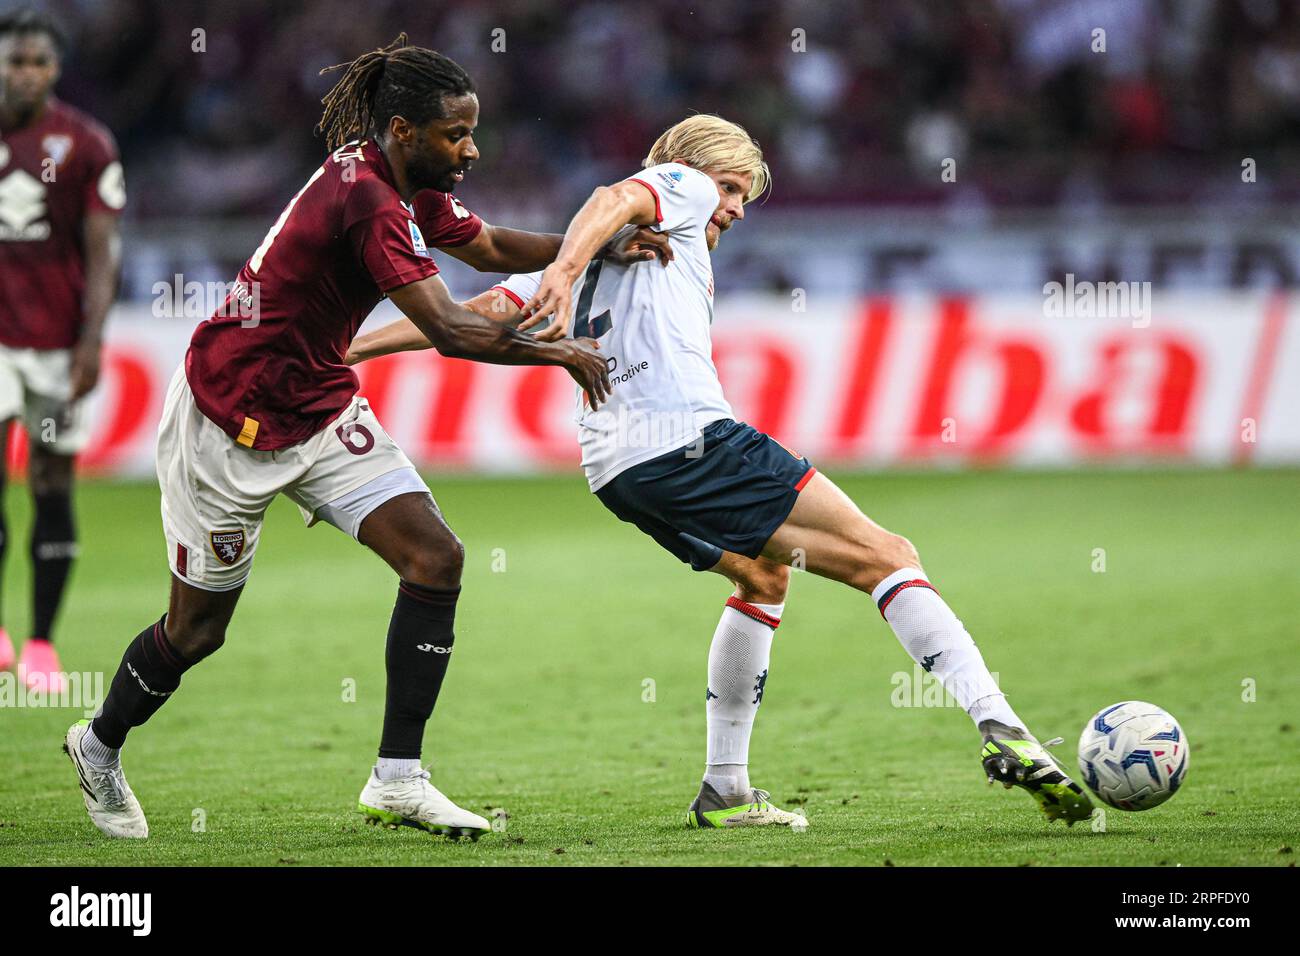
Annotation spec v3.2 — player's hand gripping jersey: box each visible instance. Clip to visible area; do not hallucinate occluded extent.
[185,139,482,450]
[497,163,732,491]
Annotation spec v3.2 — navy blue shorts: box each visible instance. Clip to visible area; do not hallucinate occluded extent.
[594,419,816,571]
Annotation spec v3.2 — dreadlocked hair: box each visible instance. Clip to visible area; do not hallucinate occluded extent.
[316,33,476,151]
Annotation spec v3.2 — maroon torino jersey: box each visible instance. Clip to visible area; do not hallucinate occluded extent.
[0,98,125,349]
[186,139,483,450]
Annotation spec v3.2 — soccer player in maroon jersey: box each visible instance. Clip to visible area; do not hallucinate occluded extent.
[61,36,644,840]
[0,10,124,691]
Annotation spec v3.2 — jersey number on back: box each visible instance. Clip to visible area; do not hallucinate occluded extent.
[573,260,612,339]
[249,144,366,273]
[249,166,324,274]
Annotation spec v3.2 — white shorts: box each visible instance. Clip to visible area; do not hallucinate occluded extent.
[0,344,91,454]
[156,367,429,591]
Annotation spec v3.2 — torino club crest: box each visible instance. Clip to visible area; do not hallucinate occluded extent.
[209,530,246,566]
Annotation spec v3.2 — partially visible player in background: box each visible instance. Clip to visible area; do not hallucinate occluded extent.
[0,9,124,691]
[350,114,1095,831]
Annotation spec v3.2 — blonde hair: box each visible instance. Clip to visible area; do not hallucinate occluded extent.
[643,114,770,202]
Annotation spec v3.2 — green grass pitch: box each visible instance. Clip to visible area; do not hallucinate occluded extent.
[2,468,1297,866]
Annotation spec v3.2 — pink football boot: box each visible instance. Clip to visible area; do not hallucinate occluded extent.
[18,638,68,695]
[0,628,13,672]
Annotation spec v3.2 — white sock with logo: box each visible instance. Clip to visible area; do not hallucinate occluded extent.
[870,568,1023,732]
[376,757,421,781]
[703,597,782,798]
[80,722,120,769]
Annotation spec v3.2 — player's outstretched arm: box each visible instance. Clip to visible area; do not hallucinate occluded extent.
[440,224,563,273]
[517,181,660,341]
[346,288,523,365]
[386,275,609,406]
[442,223,672,275]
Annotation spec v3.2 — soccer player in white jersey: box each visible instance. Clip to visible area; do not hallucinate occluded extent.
[348,115,1094,829]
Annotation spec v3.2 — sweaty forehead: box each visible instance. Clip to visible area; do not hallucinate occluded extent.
[434,93,479,127]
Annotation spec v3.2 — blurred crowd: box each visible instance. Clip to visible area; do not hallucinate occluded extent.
[27,0,1300,221]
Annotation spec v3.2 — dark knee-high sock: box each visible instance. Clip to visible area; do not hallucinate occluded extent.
[31,491,78,642]
[91,617,194,749]
[378,582,460,760]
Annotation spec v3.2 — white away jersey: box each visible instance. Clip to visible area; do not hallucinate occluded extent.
[498,163,733,491]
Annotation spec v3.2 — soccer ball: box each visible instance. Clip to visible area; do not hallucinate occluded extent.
[1077,701,1188,811]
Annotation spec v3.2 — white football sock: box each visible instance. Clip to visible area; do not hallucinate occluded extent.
[703,597,782,797]
[375,757,421,781]
[870,567,1023,732]
[80,723,120,769]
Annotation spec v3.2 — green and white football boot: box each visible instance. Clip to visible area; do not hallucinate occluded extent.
[357,767,491,841]
[686,781,807,829]
[981,720,1094,825]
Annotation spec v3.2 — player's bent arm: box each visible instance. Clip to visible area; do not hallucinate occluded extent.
[82,212,122,337]
[385,275,610,405]
[439,223,563,273]
[463,287,526,326]
[550,181,659,278]
[387,278,548,363]
[344,318,427,364]
[346,288,523,365]
[70,211,123,399]
[517,181,658,339]
[442,222,673,275]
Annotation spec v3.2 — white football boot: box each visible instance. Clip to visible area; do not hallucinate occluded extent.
[357,767,491,840]
[63,719,149,839]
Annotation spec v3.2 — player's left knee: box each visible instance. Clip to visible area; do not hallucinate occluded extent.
[887,533,921,570]
[28,451,75,497]
[395,529,464,588]
[168,617,227,662]
[846,531,920,593]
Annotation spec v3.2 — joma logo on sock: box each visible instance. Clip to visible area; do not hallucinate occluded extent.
[921,651,944,672]
[49,885,151,936]
[415,644,451,654]
[126,663,171,697]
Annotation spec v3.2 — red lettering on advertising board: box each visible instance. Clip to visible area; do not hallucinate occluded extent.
[909,299,1046,457]
[828,298,892,456]
[1069,336,1198,454]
